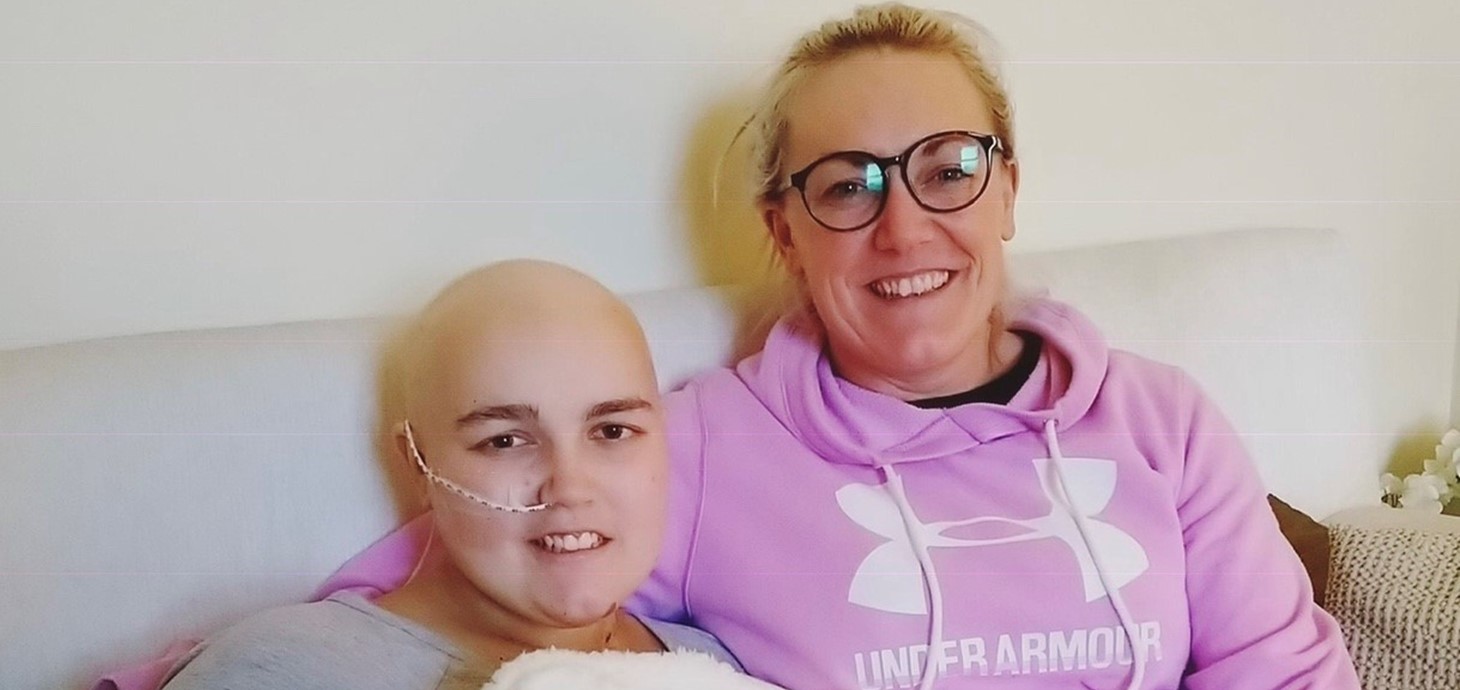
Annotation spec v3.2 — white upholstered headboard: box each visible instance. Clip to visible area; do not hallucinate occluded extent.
[1013,228,1378,518]
[0,228,1390,690]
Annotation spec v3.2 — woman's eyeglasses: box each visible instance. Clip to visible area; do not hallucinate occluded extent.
[785,130,1005,232]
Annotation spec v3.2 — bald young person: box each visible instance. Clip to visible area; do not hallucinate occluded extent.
[160,260,743,690]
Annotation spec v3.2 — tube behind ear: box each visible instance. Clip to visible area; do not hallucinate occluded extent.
[394,421,424,475]
[402,520,435,588]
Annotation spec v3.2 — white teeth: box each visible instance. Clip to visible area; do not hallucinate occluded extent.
[872,270,950,298]
[537,531,604,554]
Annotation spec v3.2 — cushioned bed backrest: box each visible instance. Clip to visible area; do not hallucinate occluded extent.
[1011,228,1375,518]
[0,229,1376,690]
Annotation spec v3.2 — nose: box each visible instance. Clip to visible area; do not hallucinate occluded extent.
[536,442,595,507]
[870,173,937,252]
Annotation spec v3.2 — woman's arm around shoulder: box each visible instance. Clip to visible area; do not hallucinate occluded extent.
[628,383,710,624]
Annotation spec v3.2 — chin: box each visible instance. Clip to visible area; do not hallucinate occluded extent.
[539,591,625,626]
[852,326,988,396]
[875,329,963,369]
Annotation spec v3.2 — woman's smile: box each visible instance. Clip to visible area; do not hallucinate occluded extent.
[867,268,955,299]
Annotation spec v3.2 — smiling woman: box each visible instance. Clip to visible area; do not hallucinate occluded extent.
[155,261,767,690]
[622,5,1364,690]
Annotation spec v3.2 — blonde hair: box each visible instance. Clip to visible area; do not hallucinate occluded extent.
[747,2,1016,206]
[734,3,1019,342]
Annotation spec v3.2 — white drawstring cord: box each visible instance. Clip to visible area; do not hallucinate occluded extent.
[1042,419,1147,690]
[881,464,946,690]
[873,422,1146,689]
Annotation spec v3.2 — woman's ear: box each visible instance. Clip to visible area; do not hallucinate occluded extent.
[759,201,803,275]
[1000,158,1020,242]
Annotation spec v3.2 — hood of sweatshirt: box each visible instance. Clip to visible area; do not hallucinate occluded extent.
[735,299,1159,690]
[736,298,1109,467]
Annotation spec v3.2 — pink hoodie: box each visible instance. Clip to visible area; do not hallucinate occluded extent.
[629,298,1358,690]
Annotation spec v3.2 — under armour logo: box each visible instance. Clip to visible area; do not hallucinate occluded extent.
[838,457,1149,615]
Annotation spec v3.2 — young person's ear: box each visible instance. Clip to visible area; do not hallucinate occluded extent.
[391,421,433,508]
[393,421,413,469]
[394,420,426,472]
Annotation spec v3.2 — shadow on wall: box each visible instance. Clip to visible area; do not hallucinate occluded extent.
[1385,420,1445,479]
[678,88,771,289]
[676,89,808,362]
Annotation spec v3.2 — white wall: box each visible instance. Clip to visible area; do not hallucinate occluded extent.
[4,0,1459,430]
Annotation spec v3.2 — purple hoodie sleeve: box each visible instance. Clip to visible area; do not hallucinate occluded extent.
[627,385,706,624]
[1176,380,1359,688]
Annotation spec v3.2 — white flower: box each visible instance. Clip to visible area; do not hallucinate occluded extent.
[1439,428,1460,461]
[1421,466,1457,505]
[1381,472,1408,508]
[1380,430,1460,511]
[1381,472,1404,499]
[1425,428,1460,486]
[1398,473,1449,513]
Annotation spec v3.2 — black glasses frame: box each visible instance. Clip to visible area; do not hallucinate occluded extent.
[786,130,1006,232]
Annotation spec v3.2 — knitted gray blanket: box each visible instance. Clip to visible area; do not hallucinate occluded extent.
[1326,522,1460,689]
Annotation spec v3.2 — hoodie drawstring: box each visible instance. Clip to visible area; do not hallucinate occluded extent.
[877,422,1149,690]
[1043,419,1147,690]
[878,463,946,690]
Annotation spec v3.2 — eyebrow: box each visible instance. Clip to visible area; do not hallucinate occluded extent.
[455,404,538,428]
[586,397,654,420]
[452,398,653,428]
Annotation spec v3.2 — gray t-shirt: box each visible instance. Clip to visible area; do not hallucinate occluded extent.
[160,592,741,690]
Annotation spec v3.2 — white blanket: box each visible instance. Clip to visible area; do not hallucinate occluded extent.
[485,648,784,690]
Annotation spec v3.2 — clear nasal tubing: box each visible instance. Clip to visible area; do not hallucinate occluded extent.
[402,421,552,514]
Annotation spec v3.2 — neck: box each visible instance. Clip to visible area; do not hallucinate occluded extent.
[376,540,635,662]
[836,327,1024,401]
